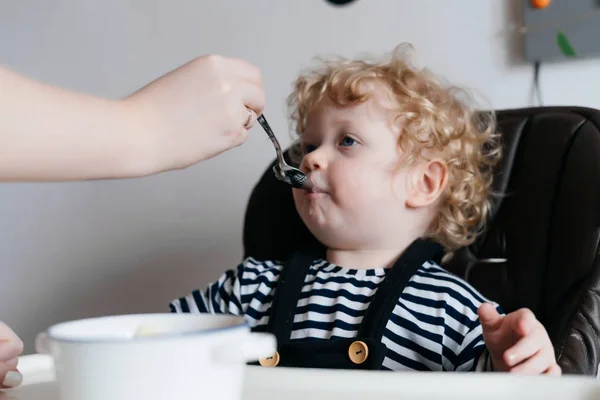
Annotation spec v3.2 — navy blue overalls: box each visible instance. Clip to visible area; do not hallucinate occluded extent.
[250,238,444,369]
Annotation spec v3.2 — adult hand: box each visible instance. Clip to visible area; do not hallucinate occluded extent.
[125,55,266,174]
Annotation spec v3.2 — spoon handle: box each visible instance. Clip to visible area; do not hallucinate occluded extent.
[257,114,286,166]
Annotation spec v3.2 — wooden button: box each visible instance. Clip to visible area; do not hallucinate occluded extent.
[348,341,369,364]
[259,351,280,367]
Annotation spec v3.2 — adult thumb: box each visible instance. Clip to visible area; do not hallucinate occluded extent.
[478,302,503,333]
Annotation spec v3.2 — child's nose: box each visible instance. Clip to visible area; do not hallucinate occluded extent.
[302,148,328,172]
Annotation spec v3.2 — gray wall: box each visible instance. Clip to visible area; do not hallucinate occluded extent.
[1,0,599,354]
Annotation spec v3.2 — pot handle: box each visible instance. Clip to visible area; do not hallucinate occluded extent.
[34,332,52,355]
[212,332,276,365]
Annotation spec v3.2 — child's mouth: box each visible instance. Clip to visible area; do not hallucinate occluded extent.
[306,186,327,197]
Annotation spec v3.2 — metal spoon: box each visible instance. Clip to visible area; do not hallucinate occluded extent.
[256,114,313,190]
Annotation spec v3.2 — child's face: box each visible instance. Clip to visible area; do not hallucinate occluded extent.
[292,90,420,251]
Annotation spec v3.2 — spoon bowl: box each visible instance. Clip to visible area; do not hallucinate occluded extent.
[257,114,313,190]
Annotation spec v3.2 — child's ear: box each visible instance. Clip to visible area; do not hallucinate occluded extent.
[405,159,448,208]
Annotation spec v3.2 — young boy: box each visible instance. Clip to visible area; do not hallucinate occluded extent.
[171,44,560,374]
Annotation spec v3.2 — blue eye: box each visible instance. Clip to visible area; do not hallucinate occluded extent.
[340,136,356,147]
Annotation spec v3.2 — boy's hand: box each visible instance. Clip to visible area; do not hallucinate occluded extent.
[478,303,561,375]
[0,321,23,389]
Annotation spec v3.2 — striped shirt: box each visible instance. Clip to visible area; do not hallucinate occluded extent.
[170,257,498,371]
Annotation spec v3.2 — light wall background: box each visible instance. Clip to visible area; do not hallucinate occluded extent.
[1,0,598,353]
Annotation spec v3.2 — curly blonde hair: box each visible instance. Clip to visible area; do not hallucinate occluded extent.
[286,44,502,251]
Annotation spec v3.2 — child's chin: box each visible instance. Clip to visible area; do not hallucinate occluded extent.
[306,226,349,248]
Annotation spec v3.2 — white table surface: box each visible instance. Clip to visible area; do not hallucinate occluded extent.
[2,354,600,400]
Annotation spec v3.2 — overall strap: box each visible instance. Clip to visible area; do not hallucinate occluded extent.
[266,250,319,345]
[357,238,444,341]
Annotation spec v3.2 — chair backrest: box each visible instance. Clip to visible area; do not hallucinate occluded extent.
[242,106,600,375]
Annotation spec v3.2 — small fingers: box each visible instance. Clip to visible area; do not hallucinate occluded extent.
[509,348,556,375]
[503,327,545,367]
[544,363,562,376]
[510,308,538,336]
[478,303,504,334]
